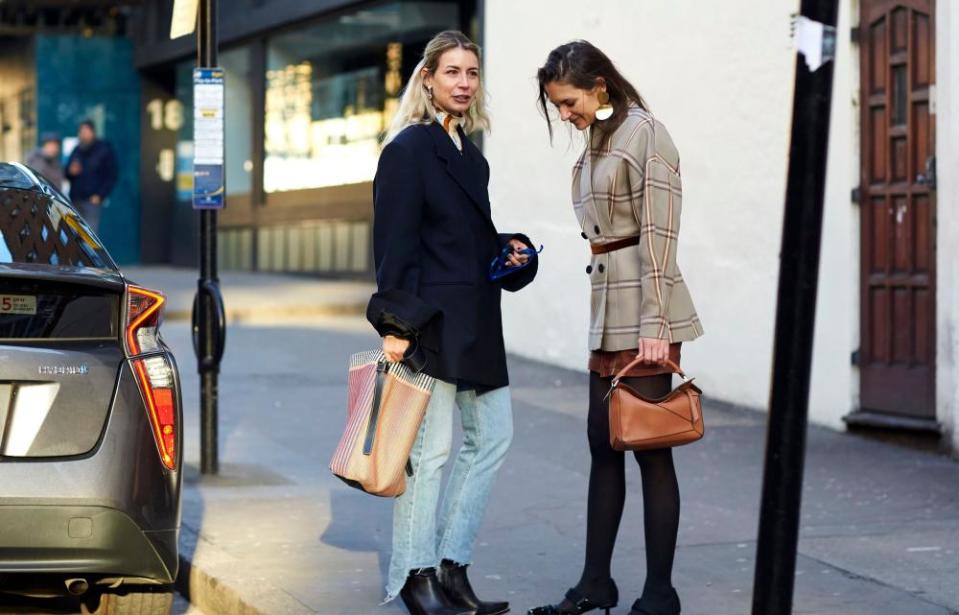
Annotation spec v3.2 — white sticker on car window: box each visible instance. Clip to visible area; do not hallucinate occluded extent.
[0,295,37,315]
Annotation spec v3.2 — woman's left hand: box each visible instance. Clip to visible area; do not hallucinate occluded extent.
[506,238,531,267]
[637,337,669,365]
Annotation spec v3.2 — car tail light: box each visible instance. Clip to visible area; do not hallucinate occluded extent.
[126,286,165,356]
[133,356,177,469]
[126,286,176,470]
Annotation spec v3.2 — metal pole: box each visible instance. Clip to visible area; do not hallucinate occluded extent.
[751,1,839,613]
[194,0,221,475]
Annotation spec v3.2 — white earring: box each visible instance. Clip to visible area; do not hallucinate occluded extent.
[426,86,433,100]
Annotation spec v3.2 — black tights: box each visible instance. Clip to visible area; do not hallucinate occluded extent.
[574,372,680,610]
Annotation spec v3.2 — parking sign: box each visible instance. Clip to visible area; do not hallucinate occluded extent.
[192,68,225,210]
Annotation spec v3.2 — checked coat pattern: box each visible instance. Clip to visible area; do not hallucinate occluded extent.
[573,105,704,351]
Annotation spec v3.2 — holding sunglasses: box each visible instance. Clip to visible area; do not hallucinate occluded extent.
[488,244,544,281]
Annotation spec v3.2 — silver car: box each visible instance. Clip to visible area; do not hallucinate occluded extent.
[0,162,182,614]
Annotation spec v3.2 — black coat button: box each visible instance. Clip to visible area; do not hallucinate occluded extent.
[586,265,593,274]
[598,264,605,273]
[581,231,588,239]
[594,225,600,234]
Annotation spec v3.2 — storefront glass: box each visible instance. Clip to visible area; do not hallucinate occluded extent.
[263,0,460,193]
[222,47,253,195]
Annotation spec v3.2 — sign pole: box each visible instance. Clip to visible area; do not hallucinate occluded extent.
[751,1,839,613]
[192,0,225,476]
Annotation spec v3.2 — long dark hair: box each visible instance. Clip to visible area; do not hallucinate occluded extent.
[536,40,649,141]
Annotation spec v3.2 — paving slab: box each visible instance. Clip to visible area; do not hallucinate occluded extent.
[161,317,959,615]
[122,266,373,322]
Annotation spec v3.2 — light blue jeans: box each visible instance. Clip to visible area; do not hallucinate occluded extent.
[385,381,513,602]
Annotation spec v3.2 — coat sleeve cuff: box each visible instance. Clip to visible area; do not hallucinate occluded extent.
[366,289,440,340]
[496,232,539,292]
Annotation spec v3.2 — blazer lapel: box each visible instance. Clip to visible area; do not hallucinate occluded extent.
[578,130,612,237]
[578,146,602,234]
[427,122,494,227]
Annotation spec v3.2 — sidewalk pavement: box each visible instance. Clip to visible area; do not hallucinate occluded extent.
[135,268,959,615]
[122,266,374,322]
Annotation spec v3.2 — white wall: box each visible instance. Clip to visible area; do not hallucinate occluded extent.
[809,0,858,429]
[486,0,860,426]
[936,0,959,451]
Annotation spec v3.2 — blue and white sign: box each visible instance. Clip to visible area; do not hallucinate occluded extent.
[193,68,225,209]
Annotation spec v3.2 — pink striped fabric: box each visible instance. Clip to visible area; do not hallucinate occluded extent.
[329,350,435,497]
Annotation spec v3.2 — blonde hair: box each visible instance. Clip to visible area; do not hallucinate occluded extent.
[383,30,491,145]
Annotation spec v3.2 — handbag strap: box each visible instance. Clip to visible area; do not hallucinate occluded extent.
[611,357,687,386]
[363,361,389,456]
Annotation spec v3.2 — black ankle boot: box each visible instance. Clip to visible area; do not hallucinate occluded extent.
[438,559,509,615]
[400,568,474,615]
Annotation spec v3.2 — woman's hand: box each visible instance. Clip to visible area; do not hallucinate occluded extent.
[383,335,411,363]
[505,238,531,267]
[637,337,669,365]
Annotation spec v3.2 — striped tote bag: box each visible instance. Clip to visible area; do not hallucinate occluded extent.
[329,350,435,497]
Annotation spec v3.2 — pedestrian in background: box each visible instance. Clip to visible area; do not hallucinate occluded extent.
[528,41,704,615]
[65,120,117,234]
[26,132,64,189]
[367,30,538,615]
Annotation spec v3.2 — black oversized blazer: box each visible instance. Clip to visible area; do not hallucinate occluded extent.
[366,121,537,391]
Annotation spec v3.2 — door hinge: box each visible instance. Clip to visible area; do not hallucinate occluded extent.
[851,349,860,366]
[850,26,861,44]
[851,186,861,204]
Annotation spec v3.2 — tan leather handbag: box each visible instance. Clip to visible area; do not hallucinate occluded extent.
[329,350,435,497]
[608,358,704,451]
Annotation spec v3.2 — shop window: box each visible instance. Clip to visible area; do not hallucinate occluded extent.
[263,1,460,193]
[222,47,253,195]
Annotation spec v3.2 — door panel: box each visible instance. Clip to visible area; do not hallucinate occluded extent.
[860,0,936,418]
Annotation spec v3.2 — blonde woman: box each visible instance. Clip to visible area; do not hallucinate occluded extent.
[366,30,539,615]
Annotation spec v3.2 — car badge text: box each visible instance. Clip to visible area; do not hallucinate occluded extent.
[38,365,89,376]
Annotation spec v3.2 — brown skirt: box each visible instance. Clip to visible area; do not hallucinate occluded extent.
[588,343,682,378]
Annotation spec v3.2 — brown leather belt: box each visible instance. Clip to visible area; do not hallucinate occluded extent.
[590,236,640,255]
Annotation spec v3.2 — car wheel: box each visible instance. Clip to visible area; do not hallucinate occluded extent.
[80,588,174,615]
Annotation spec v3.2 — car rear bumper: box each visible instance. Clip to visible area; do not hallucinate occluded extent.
[0,359,182,586]
[0,505,177,584]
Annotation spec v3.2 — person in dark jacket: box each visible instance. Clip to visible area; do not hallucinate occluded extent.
[65,120,117,234]
[26,132,64,189]
[367,31,538,615]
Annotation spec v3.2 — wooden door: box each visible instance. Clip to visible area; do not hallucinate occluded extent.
[860,0,936,419]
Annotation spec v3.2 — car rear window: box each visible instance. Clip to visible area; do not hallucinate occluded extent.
[0,280,119,340]
[0,165,115,269]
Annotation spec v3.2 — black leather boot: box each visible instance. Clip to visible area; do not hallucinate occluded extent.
[438,559,509,615]
[400,568,474,615]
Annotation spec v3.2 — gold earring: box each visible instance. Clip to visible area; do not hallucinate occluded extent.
[595,90,613,121]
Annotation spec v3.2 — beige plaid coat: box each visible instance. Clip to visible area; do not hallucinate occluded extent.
[573,105,704,351]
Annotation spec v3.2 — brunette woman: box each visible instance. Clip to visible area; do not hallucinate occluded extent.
[528,41,703,615]
[367,30,539,615]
